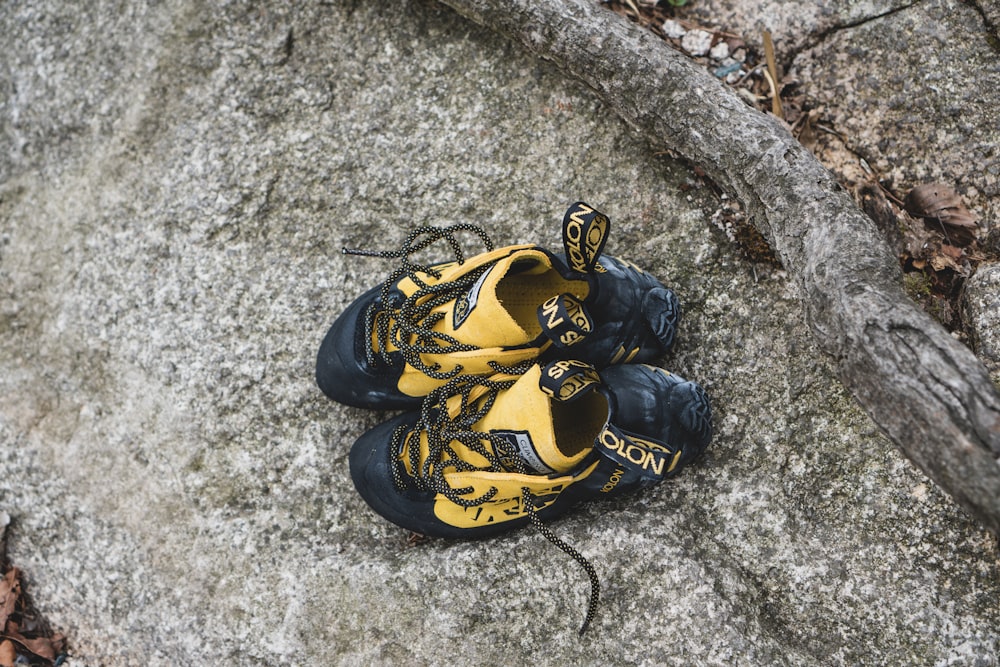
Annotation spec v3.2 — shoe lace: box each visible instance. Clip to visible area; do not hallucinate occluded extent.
[343,224,498,381]
[389,368,601,635]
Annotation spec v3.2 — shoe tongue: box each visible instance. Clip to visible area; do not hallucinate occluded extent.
[476,364,594,474]
[537,293,594,348]
[441,250,550,348]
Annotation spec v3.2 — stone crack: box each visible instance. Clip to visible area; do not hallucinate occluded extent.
[782,1,923,72]
[961,0,1000,51]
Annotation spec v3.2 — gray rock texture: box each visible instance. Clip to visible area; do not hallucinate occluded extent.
[1,1,998,666]
[966,262,1000,380]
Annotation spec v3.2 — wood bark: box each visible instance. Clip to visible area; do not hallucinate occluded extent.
[438,0,1000,533]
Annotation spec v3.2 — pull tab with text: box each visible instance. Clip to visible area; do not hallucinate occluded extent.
[538,359,601,403]
[562,202,610,274]
[538,293,593,348]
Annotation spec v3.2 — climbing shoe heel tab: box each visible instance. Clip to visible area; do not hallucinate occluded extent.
[596,423,682,482]
[562,202,610,274]
[538,359,600,403]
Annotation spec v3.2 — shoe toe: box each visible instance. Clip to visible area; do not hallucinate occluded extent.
[348,413,411,503]
[316,285,421,410]
[349,412,446,536]
[315,298,362,399]
[599,364,712,473]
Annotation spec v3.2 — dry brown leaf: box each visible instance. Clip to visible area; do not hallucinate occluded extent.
[0,568,66,664]
[795,108,821,151]
[903,183,979,229]
[940,244,964,260]
[929,250,964,273]
[0,639,15,667]
[0,569,19,629]
[3,626,65,662]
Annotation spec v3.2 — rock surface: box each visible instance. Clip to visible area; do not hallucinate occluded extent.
[1,1,998,666]
[965,262,1000,381]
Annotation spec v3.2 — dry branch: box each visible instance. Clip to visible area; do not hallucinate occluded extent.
[438,0,1000,533]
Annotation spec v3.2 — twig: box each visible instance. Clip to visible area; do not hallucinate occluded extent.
[762,30,783,118]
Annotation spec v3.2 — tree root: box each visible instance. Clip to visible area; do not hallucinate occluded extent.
[438,0,1000,534]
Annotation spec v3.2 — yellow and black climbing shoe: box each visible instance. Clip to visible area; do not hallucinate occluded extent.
[348,359,711,537]
[348,359,712,632]
[316,202,682,409]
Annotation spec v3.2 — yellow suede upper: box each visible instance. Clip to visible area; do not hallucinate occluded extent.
[399,365,609,529]
[392,246,589,397]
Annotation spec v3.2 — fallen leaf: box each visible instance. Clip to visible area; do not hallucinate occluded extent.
[2,626,65,662]
[929,249,965,273]
[940,244,964,260]
[0,569,19,629]
[0,639,15,667]
[903,183,979,229]
[406,531,430,547]
[795,108,822,151]
[0,568,67,665]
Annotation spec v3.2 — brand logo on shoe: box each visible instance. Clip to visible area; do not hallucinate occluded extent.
[490,429,555,474]
[540,359,599,402]
[540,295,562,328]
[436,486,561,527]
[597,427,681,478]
[539,294,593,347]
[601,467,626,493]
[563,202,609,274]
[452,266,493,329]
